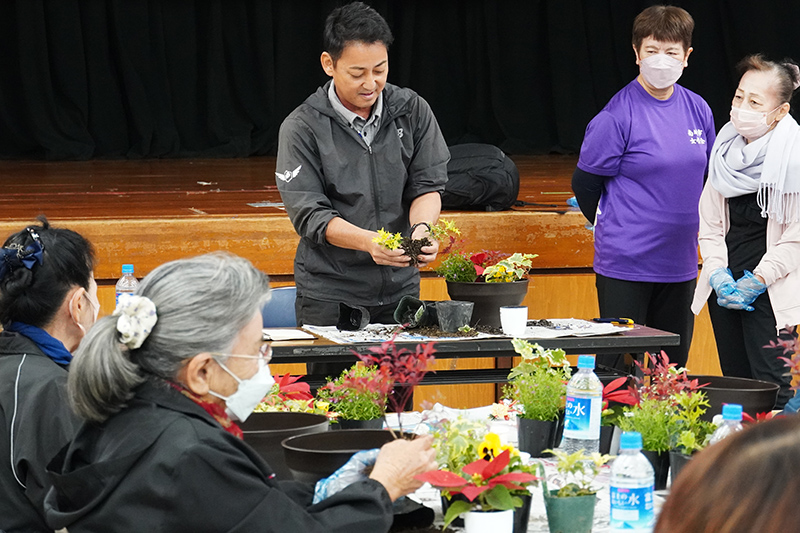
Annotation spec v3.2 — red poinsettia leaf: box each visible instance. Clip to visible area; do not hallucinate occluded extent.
[490,472,539,484]
[489,481,527,492]
[462,458,490,476]
[481,449,511,479]
[461,485,490,502]
[603,377,628,394]
[474,265,486,276]
[414,470,469,488]
[741,412,755,423]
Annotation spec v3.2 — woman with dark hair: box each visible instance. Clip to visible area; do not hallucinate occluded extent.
[44,252,436,532]
[572,5,715,369]
[0,217,97,532]
[691,54,800,408]
[656,415,800,532]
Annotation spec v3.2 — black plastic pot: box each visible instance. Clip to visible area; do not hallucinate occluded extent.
[282,429,398,483]
[445,279,529,328]
[669,450,693,485]
[518,417,560,458]
[240,412,329,480]
[641,450,670,490]
[689,375,779,422]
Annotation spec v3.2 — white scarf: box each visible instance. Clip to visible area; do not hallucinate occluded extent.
[709,114,800,223]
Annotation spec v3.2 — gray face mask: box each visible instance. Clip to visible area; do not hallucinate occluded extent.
[208,358,275,422]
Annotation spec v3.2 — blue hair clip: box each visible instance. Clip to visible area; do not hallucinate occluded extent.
[0,227,45,280]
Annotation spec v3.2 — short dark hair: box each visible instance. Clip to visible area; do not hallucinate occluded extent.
[655,416,800,533]
[323,1,394,63]
[737,53,800,104]
[632,5,694,52]
[0,216,95,328]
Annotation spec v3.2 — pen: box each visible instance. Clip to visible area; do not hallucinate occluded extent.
[592,317,634,326]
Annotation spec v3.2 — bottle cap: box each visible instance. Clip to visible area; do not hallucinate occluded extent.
[577,355,595,369]
[122,264,134,274]
[619,431,643,450]
[721,403,743,421]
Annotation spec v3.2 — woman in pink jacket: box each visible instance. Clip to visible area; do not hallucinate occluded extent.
[692,54,800,408]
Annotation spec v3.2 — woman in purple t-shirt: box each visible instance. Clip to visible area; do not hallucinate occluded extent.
[572,5,715,369]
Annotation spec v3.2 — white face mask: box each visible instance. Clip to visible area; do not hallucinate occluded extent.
[730,105,781,141]
[639,54,684,89]
[208,357,275,422]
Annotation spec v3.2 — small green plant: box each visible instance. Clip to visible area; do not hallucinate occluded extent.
[372,228,403,250]
[316,363,390,421]
[483,253,538,283]
[670,390,715,455]
[544,449,613,498]
[616,397,673,453]
[504,339,571,422]
[428,218,461,243]
[435,252,480,282]
[427,415,489,474]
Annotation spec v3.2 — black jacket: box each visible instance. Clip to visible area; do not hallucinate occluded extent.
[44,378,394,532]
[276,81,449,306]
[0,332,78,533]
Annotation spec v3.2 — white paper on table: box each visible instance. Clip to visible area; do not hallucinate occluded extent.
[262,328,316,341]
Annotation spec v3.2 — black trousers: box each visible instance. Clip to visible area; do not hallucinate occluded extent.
[295,294,401,379]
[707,290,794,409]
[595,274,695,370]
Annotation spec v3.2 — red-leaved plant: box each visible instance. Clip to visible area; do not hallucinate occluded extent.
[353,334,436,434]
[632,351,707,404]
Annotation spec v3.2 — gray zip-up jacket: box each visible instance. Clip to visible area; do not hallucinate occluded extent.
[276,81,449,307]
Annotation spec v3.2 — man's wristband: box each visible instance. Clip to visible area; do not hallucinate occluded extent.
[409,222,431,237]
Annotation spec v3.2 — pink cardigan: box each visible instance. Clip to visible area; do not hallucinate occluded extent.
[691,182,800,330]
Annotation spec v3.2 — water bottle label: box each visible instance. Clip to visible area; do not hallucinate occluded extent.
[563,396,601,439]
[610,485,655,530]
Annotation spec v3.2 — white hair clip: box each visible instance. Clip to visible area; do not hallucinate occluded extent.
[114,294,158,349]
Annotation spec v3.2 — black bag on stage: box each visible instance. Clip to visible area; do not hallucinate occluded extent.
[442,143,520,211]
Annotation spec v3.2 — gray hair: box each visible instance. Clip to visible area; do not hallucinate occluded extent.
[69,252,271,422]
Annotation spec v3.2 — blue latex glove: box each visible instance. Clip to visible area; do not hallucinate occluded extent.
[313,448,379,503]
[735,270,767,308]
[709,268,737,306]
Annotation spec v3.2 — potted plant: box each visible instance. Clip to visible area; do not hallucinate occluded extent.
[599,376,638,453]
[316,363,391,429]
[540,448,612,533]
[667,390,715,482]
[415,434,539,533]
[243,374,331,480]
[503,339,571,457]
[614,351,706,489]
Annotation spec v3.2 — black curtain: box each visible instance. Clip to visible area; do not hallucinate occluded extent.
[1,0,799,159]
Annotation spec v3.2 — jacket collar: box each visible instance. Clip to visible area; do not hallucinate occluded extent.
[307,80,411,126]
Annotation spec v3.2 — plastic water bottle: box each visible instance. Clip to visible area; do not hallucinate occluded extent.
[708,404,744,445]
[610,431,655,533]
[562,355,602,454]
[115,264,140,306]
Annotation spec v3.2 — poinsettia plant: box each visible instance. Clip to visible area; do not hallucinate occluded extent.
[255,373,331,416]
[416,435,539,528]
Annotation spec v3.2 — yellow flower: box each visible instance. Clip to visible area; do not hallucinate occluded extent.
[479,433,502,460]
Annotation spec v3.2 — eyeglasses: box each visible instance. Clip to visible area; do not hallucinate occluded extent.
[209,343,272,367]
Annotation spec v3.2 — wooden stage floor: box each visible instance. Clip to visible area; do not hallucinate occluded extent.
[0,154,591,284]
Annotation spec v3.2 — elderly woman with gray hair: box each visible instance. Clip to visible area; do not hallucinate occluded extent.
[692,54,800,409]
[43,252,436,533]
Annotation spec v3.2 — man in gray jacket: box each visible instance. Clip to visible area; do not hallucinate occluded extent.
[276,1,449,329]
